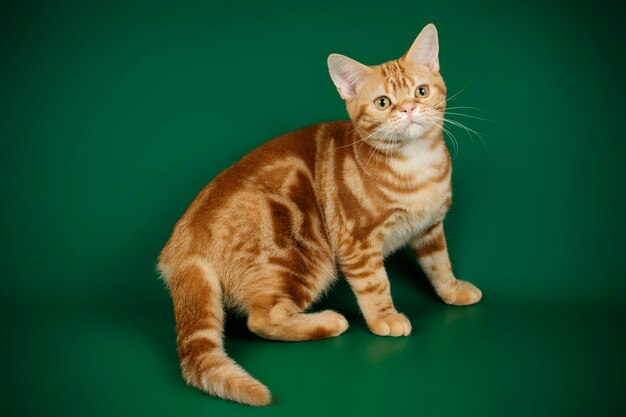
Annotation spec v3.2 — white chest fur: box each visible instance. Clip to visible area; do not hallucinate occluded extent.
[381,138,451,257]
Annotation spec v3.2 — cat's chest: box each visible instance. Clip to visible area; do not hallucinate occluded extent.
[380,141,451,256]
[380,199,446,257]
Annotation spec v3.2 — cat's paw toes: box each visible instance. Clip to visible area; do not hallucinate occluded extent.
[368,312,412,337]
[439,280,482,305]
[319,310,349,337]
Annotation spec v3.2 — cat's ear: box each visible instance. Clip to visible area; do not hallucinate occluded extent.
[327,54,371,100]
[402,23,440,72]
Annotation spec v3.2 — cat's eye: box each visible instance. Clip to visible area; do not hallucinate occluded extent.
[415,85,430,98]
[374,96,391,110]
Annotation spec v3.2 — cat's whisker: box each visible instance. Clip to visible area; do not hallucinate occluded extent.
[364,141,378,170]
[427,110,458,155]
[356,128,385,161]
[384,132,399,168]
[363,129,396,170]
[433,121,459,159]
[437,116,489,150]
[444,112,493,123]
[442,117,489,141]
[362,131,381,170]
[431,114,487,136]
[445,82,471,103]
[385,133,388,166]
[384,135,390,168]
[334,127,379,150]
[431,114,469,149]
[441,125,460,160]
[444,106,486,112]
[335,126,385,168]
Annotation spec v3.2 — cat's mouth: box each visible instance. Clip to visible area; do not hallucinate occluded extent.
[405,120,426,131]
[407,117,426,127]
[395,120,430,140]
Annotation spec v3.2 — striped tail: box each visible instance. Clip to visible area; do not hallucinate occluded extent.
[165,259,271,406]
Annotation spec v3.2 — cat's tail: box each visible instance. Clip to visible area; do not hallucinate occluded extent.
[163,257,271,406]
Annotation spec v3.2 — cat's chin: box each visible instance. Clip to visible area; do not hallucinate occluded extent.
[394,122,430,142]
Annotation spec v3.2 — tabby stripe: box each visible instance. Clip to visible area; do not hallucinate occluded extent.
[414,233,446,257]
[178,337,219,362]
[379,151,450,194]
[354,104,369,123]
[432,83,446,94]
[346,269,378,279]
[268,200,293,248]
[419,222,442,239]
[354,280,388,296]
[378,305,393,314]
[341,256,374,271]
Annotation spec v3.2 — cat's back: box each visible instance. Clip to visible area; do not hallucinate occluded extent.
[204,120,349,202]
[161,121,350,264]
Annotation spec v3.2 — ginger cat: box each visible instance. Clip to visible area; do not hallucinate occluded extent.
[158,23,482,406]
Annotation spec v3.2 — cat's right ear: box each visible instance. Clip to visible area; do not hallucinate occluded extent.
[327,54,371,100]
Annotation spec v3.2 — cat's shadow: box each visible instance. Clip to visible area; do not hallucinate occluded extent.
[101,241,444,389]
[224,247,443,342]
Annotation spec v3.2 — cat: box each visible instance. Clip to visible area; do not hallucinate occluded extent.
[158,23,482,406]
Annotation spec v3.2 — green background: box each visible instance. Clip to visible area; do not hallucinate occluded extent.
[2,0,625,416]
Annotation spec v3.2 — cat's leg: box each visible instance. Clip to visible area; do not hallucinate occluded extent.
[411,222,482,305]
[339,243,411,337]
[245,262,348,342]
[247,297,349,342]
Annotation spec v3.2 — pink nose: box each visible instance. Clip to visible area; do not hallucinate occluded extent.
[400,103,416,113]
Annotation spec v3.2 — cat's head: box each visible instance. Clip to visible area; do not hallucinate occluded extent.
[328,24,446,143]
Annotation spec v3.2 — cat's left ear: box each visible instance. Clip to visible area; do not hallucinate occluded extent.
[401,23,440,72]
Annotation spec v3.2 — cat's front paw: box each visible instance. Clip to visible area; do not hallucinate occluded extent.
[368,312,412,337]
[438,279,482,306]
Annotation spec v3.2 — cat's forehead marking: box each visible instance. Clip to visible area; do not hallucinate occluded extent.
[379,60,411,94]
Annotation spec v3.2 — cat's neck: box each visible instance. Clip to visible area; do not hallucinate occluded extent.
[349,124,446,176]
[389,133,447,178]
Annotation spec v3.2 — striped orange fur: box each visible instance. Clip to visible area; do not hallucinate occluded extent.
[158,23,482,406]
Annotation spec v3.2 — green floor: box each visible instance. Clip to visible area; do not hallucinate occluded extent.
[2,0,625,416]
[5,260,624,416]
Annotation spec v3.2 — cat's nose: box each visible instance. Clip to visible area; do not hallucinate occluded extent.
[399,103,416,114]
